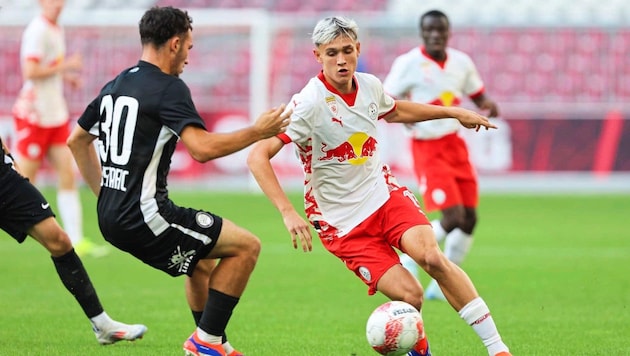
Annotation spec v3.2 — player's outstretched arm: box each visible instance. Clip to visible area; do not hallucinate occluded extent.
[181,105,291,163]
[247,137,313,252]
[449,106,497,131]
[385,100,497,131]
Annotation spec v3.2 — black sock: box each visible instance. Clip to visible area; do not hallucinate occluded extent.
[192,309,228,343]
[198,288,239,337]
[52,249,104,318]
[191,310,203,325]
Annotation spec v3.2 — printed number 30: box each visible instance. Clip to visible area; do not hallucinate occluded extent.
[98,95,138,165]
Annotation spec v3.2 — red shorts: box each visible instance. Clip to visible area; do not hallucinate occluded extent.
[317,187,430,295]
[14,118,70,160]
[411,133,478,212]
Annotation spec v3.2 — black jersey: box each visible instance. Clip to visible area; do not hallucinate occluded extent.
[78,61,206,238]
[0,137,14,173]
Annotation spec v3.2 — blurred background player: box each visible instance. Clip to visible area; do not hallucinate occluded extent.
[0,136,146,345]
[383,9,500,301]
[11,0,108,257]
[248,16,511,356]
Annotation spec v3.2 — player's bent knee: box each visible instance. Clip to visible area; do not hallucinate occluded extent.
[44,231,73,256]
[401,288,424,311]
[417,248,449,274]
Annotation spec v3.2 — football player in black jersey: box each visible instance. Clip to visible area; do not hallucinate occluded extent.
[0,137,147,344]
[67,6,290,356]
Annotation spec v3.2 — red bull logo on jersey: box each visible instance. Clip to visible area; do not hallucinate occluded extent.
[319,132,378,165]
[431,91,461,107]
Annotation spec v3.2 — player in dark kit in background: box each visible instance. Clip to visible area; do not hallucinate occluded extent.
[0,136,147,345]
[67,6,290,356]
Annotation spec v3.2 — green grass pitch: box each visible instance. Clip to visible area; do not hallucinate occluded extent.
[1,189,628,355]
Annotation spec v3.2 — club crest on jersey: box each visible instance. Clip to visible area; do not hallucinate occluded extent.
[325,96,338,115]
[368,102,378,120]
[195,212,214,228]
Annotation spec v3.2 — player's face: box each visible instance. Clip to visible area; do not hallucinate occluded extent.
[314,35,360,94]
[39,0,64,22]
[420,15,449,54]
[172,30,193,77]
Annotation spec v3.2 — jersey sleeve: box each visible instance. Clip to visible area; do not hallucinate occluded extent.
[77,97,101,136]
[283,92,315,144]
[462,55,485,97]
[20,21,44,62]
[372,75,396,118]
[159,79,206,135]
[382,54,412,99]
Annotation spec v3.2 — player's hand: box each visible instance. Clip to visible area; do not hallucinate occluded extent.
[478,99,500,118]
[65,72,83,89]
[282,210,313,252]
[453,107,497,131]
[253,104,292,139]
[64,53,83,72]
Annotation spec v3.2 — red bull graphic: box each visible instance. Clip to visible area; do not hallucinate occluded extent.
[319,141,357,162]
[319,132,378,165]
[430,91,462,107]
[360,136,378,157]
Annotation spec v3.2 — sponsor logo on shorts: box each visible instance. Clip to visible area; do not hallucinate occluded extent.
[168,246,196,274]
[41,202,50,209]
[359,266,371,282]
[195,212,214,228]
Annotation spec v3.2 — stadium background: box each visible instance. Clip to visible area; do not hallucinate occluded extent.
[0,0,628,193]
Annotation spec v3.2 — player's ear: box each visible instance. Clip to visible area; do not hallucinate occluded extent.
[170,36,180,53]
[312,48,321,63]
[356,41,361,56]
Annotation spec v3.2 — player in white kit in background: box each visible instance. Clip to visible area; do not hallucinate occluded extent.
[12,0,108,257]
[383,9,500,300]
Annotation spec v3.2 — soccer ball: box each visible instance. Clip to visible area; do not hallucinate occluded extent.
[365,301,424,356]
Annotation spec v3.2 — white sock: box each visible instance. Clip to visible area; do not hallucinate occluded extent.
[90,311,113,330]
[196,327,222,344]
[399,253,418,278]
[223,341,235,353]
[458,297,510,355]
[57,190,83,244]
[431,219,447,243]
[443,228,473,265]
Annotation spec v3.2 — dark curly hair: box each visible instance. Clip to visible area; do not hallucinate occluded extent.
[139,6,193,47]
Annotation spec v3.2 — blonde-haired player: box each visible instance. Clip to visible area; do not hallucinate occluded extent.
[248,15,511,356]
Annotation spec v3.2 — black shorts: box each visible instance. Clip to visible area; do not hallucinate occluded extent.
[0,169,55,243]
[100,205,223,277]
